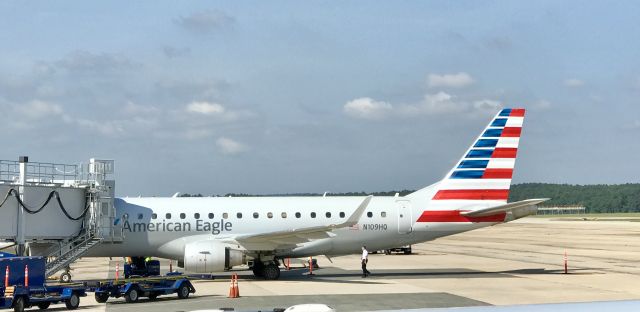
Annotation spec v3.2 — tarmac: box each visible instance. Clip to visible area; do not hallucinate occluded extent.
[36,217,640,311]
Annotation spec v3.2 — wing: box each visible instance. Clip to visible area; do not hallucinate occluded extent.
[227,195,372,251]
[460,198,549,217]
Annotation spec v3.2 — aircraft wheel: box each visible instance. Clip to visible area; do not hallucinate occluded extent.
[60,272,72,283]
[263,264,280,280]
[252,261,265,277]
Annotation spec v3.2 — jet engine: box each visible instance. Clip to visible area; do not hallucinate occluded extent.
[184,241,245,273]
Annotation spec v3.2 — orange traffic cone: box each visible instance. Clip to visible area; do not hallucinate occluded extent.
[228,274,237,298]
[234,274,240,297]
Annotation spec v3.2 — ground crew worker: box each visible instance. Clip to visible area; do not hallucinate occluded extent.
[361,246,371,277]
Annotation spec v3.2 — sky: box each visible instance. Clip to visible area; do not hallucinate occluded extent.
[1,1,639,196]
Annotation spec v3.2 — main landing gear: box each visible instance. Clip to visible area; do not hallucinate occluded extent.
[251,259,280,280]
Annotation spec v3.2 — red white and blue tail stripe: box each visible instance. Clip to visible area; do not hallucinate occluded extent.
[414,108,525,223]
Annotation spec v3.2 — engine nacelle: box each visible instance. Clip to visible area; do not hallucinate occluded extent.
[184,241,245,273]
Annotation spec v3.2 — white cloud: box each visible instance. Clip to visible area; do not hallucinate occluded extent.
[564,78,584,87]
[186,101,226,115]
[345,92,502,120]
[343,97,393,120]
[629,120,640,129]
[15,100,63,119]
[75,118,126,137]
[175,10,235,33]
[401,92,466,115]
[216,137,248,155]
[427,72,474,88]
[473,99,503,111]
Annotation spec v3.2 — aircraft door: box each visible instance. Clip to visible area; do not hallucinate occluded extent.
[396,200,413,234]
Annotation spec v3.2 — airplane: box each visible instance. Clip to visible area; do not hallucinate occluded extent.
[85,108,547,280]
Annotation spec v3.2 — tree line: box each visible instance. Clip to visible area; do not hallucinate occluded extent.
[180,183,640,213]
[508,183,640,213]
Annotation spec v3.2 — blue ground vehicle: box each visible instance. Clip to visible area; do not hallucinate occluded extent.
[93,276,195,303]
[0,255,87,312]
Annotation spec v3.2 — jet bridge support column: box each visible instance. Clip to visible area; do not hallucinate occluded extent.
[16,156,28,256]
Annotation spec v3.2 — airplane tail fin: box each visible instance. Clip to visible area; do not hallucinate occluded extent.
[407,108,526,219]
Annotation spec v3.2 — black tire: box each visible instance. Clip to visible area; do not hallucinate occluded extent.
[13,296,25,312]
[384,249,391,255]
[148,293,158,300]
[37,302,51,310]
[263,264,280,280]
[404,248,412,255]
[252,261,265,278]
[95,292,109,303]
[65,293,80,310]
[60,272,72,283]
[177,284,190,299]
[125,288,139,303]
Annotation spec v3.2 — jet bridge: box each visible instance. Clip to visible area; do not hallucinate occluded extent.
[0,156,123,279]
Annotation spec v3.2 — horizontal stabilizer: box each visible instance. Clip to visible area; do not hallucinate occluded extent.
[460,198,549,217]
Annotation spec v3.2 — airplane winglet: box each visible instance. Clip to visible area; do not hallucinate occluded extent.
[342,195,373,227]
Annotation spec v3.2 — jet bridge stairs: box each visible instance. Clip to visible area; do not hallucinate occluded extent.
[0,157,124,281]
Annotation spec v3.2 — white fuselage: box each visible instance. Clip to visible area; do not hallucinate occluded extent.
[86,195,495,260]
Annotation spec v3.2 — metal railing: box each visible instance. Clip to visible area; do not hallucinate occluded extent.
[0,160,80,185]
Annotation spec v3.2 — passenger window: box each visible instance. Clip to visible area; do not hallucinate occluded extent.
[208,213,214,219]
[137,213,143,220]
[281,212,287,218]
[381,212,386,218]
[194,213,200,219]
[223,213,228,219]
[339,212,345,218]
[367,212,373,218]
[123,213,129,220]
[253,212,259,219]
[311,212,316,218]
[166,213,171,219]
[237,212,243,219]
[180,213,186,219]
[152,213,157,219]
[267,212,273,219]
[326,212,331,218]
[295,212,301,218]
